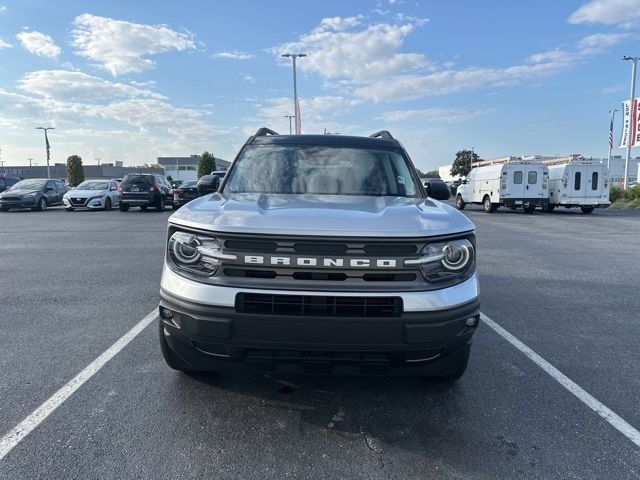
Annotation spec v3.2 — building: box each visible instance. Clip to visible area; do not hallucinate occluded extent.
[158,155,230,182]
[438,165,458,182]
[0,163,164,181]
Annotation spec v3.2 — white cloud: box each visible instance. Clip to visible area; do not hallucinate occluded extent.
[569,0,640,27]
[18,70,166,102]
[375,108,488,123]
[241,74,255,83]
[71,14,196,75]
[211,50,254,60]
[576,32,629,53]
[16,31,61,57]
[0,5,7,13]
[0,38,12,49]
[273,17,429,82]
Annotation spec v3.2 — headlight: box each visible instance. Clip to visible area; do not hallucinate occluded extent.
[168,231,232,276]
[406,238,474,282]
[22,192,38,198]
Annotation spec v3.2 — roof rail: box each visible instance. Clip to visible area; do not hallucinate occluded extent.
[369,130,394,140]
[255,127,279,137]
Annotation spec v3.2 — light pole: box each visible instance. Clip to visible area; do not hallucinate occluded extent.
[281,53,306,134]
[96,157,102,166]
[607,109,618,171]
[622,56,638,190]
[284,115,295,135]
[28,158,33,167]
[36,127,55,179]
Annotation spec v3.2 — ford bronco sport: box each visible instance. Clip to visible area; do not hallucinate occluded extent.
[159,129,480,380]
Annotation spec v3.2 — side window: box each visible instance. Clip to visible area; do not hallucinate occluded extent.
[591,172,598,190]
[527,171,537,184]
[513,171,523,184]
[574,172,581,190]
[56,181,66,192]
[45,181,55,190]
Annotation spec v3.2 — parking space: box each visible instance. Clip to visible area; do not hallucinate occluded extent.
[1,207,639,479]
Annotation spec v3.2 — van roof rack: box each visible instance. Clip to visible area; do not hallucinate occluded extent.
[369,130,394,140]
[255,127,279,137]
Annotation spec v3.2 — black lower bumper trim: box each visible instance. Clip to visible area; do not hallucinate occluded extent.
[158,289,480,375]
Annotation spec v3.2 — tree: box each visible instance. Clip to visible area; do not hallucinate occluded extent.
[425,170,440,178]
[197,151,216,179]
[450,150,480,178]
[66,155,85,187]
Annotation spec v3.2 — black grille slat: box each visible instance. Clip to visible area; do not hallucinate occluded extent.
[236,293,402,317]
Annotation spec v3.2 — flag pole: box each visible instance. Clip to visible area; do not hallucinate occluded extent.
[623,56,638,190]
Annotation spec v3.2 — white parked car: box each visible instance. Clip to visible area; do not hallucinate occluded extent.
[63,179,120,211]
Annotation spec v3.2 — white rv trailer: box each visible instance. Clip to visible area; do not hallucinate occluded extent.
[540,155,610,213]
[455,157,549,213]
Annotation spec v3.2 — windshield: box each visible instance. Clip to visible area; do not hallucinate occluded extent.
[76,181,109,191]
[224,145,419,197]
[11,179,46,190]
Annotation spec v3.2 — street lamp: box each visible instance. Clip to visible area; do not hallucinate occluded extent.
[36,127,55,179]
[622,56,639,190]
[281,53,306,134]
[284,115,295,135]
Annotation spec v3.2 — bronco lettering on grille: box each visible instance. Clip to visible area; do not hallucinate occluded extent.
[242,255,398,268]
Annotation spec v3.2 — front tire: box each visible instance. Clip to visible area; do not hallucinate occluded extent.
[544,203,555,213]
[32,197,47,212]
[581,206,594,214]
[0,207,9,212]
[159,321,194,372]
[483,196,496,213]
[156,196,166,212]
[523,206,535,214]
[455,195,466,210]
[119,203,130,212]
[104,198,112,211]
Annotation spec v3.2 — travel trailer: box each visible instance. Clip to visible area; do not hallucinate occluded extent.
[541,156,610,213]
[455,157,549,213]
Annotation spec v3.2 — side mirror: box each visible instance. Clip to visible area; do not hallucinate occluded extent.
[46,187,54,192]
[424,180,450,201]
[197,175,221,196]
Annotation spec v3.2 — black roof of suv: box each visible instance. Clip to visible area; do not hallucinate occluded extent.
[247,129,401,150]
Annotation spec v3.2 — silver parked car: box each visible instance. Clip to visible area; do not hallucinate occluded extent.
[63,179,120,211]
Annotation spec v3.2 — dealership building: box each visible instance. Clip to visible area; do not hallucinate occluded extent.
[0,163,164,181]
[158,155,230,182]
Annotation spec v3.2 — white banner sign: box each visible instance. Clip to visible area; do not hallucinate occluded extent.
[619,98,639,148]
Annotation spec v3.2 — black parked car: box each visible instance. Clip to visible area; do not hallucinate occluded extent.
[117,173,172,212]
[0,174,20,193]
[0,178,68,212]
[171,180,199,208]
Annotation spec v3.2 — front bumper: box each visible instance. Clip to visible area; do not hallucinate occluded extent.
[159,267,480,375]
[0,198,37,209]
[63,197,108,209]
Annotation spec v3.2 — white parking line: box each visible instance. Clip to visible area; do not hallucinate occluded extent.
[0,310,157,461]
[481,313,640,448]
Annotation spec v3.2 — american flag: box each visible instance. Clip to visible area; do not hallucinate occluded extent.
[608,115,614,149]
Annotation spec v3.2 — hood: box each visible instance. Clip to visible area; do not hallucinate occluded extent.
[168,193,474,237]
[1,189,40,197]
[65,189,107,198]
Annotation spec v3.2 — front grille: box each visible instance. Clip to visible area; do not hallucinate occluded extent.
[236,293,403,317]
[70,198,87,206]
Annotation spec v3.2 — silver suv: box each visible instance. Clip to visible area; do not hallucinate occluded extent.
[158,129,480,380]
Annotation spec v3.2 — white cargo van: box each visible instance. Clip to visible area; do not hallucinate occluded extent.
[456,157,549,213]
[543,157,610,213]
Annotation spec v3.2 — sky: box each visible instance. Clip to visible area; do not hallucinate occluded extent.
[0,0,639,172]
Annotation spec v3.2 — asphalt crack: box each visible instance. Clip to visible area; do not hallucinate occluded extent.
[361,432,392,480]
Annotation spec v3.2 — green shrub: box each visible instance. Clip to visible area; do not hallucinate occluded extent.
[609,185,625,203]
[626,184,640,201]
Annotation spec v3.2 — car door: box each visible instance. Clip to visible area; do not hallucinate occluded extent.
[585,166,601,199]
[109,181,119,205]
[508,166,526,200]
[54,181,67,204]
[44,181,57,204]
[524,166,544,200]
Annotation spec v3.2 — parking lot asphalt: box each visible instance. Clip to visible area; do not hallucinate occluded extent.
[1,205,639,479]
